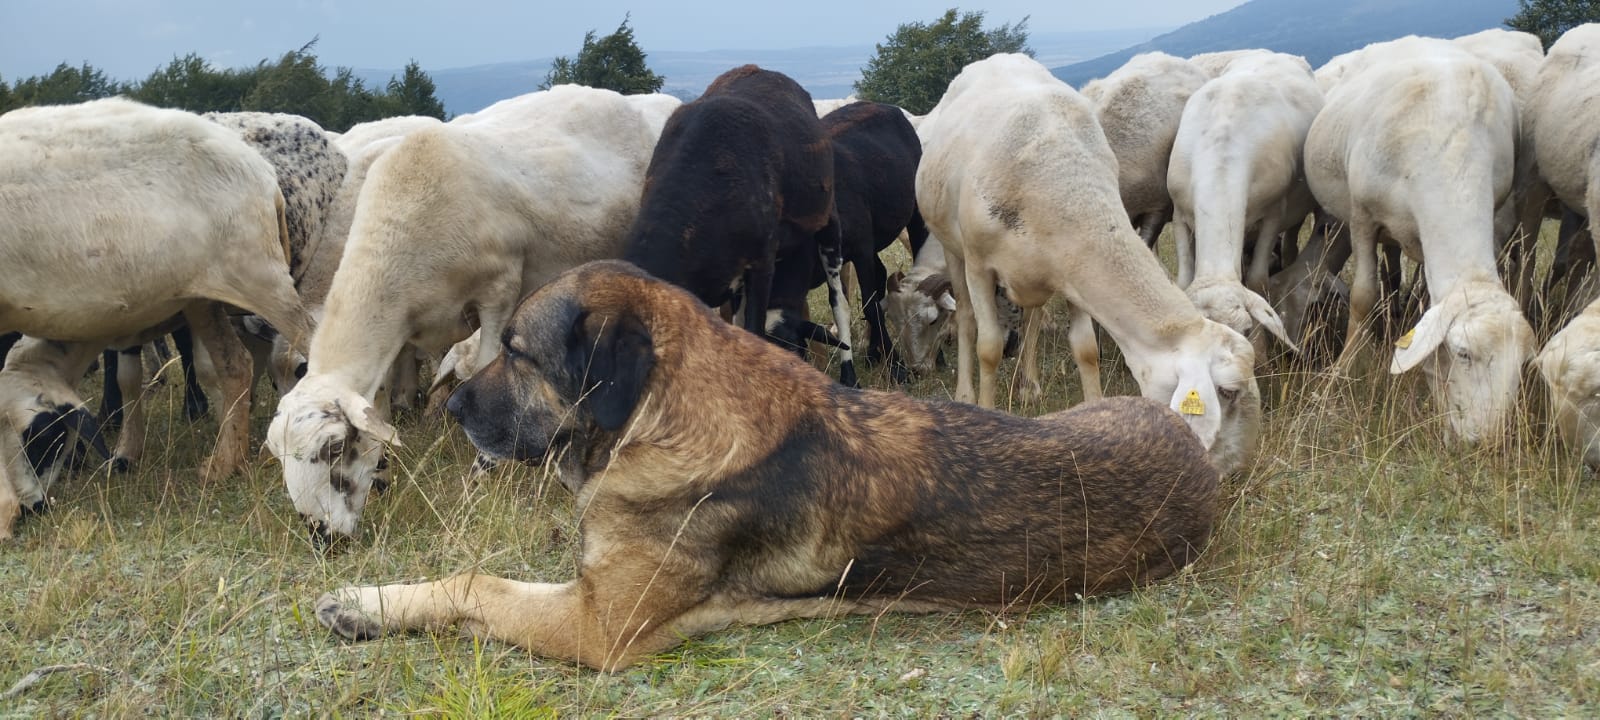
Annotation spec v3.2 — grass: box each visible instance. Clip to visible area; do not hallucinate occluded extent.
[3,228,1599,717]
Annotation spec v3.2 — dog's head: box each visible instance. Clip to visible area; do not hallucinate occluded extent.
[447,261,662,493]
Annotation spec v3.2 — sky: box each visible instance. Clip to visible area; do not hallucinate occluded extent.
[2,0,1246,81]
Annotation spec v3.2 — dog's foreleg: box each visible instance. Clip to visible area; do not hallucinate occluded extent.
[315,573,695,671]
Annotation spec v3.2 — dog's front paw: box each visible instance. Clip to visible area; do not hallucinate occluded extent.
[315,591,383,641]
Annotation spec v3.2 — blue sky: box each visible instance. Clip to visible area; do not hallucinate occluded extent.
[1,1,1246,80]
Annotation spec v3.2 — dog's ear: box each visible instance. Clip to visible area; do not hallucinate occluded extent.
[570,310,655,433]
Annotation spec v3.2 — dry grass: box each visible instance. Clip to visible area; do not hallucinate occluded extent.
[2,226,1598,717]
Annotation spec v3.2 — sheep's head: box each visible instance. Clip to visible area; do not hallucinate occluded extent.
[240,315,309,394]
[1391,283,1535,445]
[1186,277,1299,354]
[1130,321,1261,476]
[1266,264,1350,363]
[885,270,957,376]
[267,375,398,547]
[1536,309,1600,470]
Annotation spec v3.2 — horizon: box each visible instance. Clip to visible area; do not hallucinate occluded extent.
[1,1,1245,82]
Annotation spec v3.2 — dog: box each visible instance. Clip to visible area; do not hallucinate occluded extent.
[314,259,1219,670]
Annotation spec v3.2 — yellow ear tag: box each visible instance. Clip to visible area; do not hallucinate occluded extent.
[1179,389,1206,416]
[1395,328,1416,350]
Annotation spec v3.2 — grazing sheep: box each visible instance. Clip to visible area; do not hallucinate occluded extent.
[101,111,350,460]
[1453,29,1549,307]
[1079,52,1210,246]
[1529,24,1600,466]
[1306,36,1534,444]
[268,86,679,544]
[917,54,1262,476]
[0,98,312,536]
[623,66,857,386]
[1167,51,1319,353]
[0,338,111,537]
[884,235,1023,378]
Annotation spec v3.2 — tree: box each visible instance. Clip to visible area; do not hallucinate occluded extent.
[128,53,259,112]
[9,62,123,107]
[540,16,665,94]
[1507,0,1600,48]
[386,60,446,119]
[0,75,15,115]
[855,8,1031,115]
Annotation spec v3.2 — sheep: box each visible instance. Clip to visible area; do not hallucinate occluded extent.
[0,338,112,536]
[1529,24,1600,466]
[622,66,857,386]
[268,86,680,544]
[916,53,1263,476]
[1453,29,1549,309]
[0,98,312,536]
[1306,36,1535,444]
[1079,52,1210,246]
[100,111,350,463]
[1166,51,1319,353]
[1188,49,1274,78]
[884,234,1023,378]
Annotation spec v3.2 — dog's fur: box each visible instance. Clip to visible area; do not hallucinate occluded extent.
[314,260,1218,670]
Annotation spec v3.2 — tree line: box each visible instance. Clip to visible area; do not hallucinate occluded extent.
[7,2,1589,131]
[0,39,445,131]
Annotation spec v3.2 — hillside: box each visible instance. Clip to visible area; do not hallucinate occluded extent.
[358,27,1166,115]
[1052,0,1520,86]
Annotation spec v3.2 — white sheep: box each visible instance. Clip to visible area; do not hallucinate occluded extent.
[1167,51,1319,353]
[1306,36,1534,444]
[1079,52,1210,246]
[1188,49,1274,78]
[1529,24,1600,467]
[1453,29,1549,306]
[0,98,312,536]
[268,86,680,543]
[916,53,1262,476]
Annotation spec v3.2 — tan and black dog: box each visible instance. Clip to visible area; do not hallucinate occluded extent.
[314,260,1219,671]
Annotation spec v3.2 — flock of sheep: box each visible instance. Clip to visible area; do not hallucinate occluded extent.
[2,23,1599,545]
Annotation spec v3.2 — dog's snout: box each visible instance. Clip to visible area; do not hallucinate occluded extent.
[445,383,470,422]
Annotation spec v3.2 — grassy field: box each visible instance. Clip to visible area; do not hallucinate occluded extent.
[3,234,1599,717]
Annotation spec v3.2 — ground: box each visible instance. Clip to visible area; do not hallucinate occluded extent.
[1,227,1597,717]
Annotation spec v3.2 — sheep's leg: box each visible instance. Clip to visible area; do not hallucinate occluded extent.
[817,218,858,388]
[184,302,252,484]
[0,432,23,540]
[99,350,125,431]
[1246,220,1283,294]
[172,326,208,420]
[1139,207,1172,249]
[963,264,1005,409]
[389,350,421,415]
[1009,306,1044,404]
[946,250,978,405]
[859,253,892,366]
[1336,218,1381,376]
[1066,303,1102,402]
[108,347,146,473]
[1174,220,1196,288]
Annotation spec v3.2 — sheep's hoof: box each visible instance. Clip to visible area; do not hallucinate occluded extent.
[838,361,860,389]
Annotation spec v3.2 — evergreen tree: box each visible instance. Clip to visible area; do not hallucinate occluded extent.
[540,16,665,94]
[386,60,447,119]
[854,8,1031,115]
[1507,0,1600,48]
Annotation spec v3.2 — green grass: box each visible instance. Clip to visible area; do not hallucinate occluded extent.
[2,229,1598,717]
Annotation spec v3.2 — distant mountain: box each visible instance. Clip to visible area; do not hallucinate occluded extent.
[1051,0,1520,87]
[358,26,1171,116]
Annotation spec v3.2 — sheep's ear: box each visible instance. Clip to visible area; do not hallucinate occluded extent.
[937,291,957,312]
[340,394,401,446]
[1390,304,1452,375]
[1243,289,1300,353]
[887,271,905,293]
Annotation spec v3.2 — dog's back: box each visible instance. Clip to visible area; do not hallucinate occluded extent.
[709,389,1217,607]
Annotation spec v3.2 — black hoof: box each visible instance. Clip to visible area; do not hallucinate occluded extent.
[838,361,860,389]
